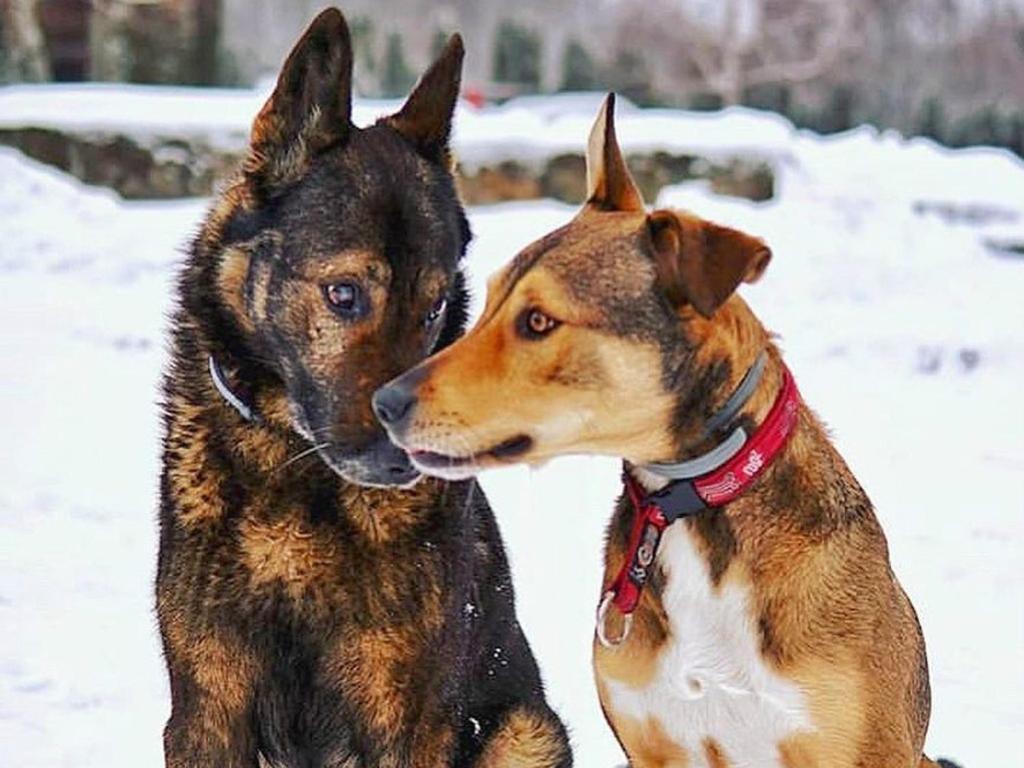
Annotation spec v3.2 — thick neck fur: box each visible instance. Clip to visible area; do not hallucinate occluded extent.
[628,294,873,537]
[629,294,779,490]
[674,296,780,459]
[168,209,308,485]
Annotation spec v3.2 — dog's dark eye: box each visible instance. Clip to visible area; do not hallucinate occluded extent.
[517,308,560,340]
[323,282,367,320]
[425,297,447,327]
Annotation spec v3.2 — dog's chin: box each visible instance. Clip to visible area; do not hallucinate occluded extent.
[315,444,422,490]
[404,434,535,481]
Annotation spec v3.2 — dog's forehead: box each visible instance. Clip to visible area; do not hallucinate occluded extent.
[290,248,391,282]
[275,128,463,272]
[501,211,654,302]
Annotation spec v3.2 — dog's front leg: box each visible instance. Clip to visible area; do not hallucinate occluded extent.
[161,645,258,768]
[473,705,573,768]
[162,692,258,768]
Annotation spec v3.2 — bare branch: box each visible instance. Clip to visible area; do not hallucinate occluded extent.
[634,0,862,104]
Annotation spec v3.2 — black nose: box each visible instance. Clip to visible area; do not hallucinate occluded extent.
[372,384,416,429]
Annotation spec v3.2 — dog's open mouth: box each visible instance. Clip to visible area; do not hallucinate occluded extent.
[408,434,534,474]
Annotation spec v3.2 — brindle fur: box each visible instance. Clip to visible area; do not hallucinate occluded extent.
[158,10,570,767]
[379,95,936,767]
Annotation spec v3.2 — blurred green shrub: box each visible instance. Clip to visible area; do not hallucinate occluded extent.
[493,21,540,88]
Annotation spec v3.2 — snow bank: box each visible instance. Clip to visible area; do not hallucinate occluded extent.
[0,84,790,168]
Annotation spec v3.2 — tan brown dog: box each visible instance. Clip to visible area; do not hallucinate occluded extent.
[373,95,942,768]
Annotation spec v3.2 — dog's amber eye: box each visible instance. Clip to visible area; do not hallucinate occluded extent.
[518,308,560,340]
[425,297,447,327]
[324,282,368,320]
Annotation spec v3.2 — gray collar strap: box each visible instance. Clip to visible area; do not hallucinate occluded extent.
[642,350,767,481]
[208,355,259,423]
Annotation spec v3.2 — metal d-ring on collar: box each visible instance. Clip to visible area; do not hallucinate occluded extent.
[596,590,632,648]
[642,351,767,481]
[208,355,259,423]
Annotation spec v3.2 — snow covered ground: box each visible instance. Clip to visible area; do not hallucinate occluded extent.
[1,93,1023,768]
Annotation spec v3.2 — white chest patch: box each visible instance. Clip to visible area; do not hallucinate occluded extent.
[604,523,812,767]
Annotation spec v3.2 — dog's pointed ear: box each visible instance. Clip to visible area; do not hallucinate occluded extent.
[246,8,353,190]
[648,210,771,317]
[386,34,464,162]
[585,93,644,212]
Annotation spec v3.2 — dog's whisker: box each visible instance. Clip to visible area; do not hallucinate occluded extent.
[290,453,322,482]
[453,429,487,477]
[276,441,330,473]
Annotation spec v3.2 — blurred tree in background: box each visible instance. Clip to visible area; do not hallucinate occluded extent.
[2,0,52,81]
[381,32,414,97]
[615,0,860,107]
[347,16,377,95]
[109,3,188,84]
[560,40,597,91]
[431,29,450,59]
[1,0,1021,156]
[604,0,1024,155]
[493,21,540,89]
[604,49,657,107]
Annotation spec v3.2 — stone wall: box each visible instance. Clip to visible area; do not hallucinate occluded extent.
[0,126,774,204]
[458,153,773,205]
[0,126,242,198]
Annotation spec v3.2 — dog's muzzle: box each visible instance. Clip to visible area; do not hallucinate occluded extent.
[318,436,420,488]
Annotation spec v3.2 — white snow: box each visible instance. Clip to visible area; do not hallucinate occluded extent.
[0,83,786,167]
[1,92,1023,768]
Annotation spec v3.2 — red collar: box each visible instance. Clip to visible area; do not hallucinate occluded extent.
[597,364,801,647]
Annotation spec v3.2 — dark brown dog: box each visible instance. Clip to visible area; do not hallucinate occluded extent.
[376,95,940,768]
[157,9,571,767]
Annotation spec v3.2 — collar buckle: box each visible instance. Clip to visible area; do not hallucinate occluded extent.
[649,479,708,523]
